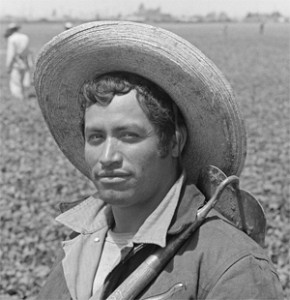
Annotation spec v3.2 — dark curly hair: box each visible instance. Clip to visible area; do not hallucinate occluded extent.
[80,72,185,156]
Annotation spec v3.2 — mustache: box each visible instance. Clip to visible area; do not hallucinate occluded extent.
[93,170,132,178]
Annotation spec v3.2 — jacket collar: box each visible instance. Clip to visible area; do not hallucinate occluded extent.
[56,194,113,234]
[168,182,205,235]
[56,179,205,240]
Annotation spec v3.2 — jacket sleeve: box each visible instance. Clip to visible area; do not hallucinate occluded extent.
[37,247,71,300]
[205,254,284,300]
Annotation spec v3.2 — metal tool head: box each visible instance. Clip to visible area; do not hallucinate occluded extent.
[198,165,266,247]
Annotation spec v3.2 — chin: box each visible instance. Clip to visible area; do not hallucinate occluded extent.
[98,189,129,206]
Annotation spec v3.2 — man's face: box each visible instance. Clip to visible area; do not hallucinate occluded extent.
[84,90,177,210]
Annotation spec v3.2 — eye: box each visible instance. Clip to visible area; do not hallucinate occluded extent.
[86,132,104,145]
[120,132,140,142]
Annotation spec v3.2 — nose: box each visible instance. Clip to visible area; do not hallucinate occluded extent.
[99,138,122,168]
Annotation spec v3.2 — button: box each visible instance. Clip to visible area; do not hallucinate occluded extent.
[94,237,100,242]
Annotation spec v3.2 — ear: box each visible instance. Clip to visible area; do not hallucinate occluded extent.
[172,125,187,158]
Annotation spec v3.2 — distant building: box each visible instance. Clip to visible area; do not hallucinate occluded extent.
[204,12,231,22]
[123,4,176,23]
[244,12,288,23]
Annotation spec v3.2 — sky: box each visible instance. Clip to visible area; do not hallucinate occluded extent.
[0,0,289,19]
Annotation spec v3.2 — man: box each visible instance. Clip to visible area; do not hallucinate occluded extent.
[34,22,283,299]
[4,23,33,100]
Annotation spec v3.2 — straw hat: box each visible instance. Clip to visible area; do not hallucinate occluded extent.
[34,21,246,184]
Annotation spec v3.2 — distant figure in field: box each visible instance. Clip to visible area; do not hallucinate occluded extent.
[4,23,33,100]
[259,22,265,35]
[64,22,74,31]
[223,24,228,37]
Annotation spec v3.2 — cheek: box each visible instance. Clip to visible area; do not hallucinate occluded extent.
[133,137,163,167]
[132,146,162,175]
[84,144,98,169]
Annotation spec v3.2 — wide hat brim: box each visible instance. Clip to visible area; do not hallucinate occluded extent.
[34,21,246,184]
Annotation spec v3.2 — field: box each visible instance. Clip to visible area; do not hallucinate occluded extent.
[1,21,289,299]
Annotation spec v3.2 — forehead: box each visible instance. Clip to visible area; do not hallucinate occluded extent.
[84,90,152,129]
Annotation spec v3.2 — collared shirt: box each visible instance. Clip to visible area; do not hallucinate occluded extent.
[56,173,186,300]
[93,230,135,294]
[38,180,284,300]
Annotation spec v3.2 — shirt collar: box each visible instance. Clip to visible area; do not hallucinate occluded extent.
[132,172,185,247]
[56,194,114,234]
[56,173,204,247]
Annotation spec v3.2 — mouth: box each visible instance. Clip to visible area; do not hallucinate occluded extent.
[95,172,131,184]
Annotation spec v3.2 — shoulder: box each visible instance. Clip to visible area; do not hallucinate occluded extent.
[37,247,71,300]
[186,210,283,299]
[176,208,271,275]
[198,209,262,251]
[10,32,29,42]
[192,209,271,269]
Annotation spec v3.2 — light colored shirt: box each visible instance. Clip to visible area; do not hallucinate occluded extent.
[56,173,186,300]
[92,230,134,294]
[6,32,31,71]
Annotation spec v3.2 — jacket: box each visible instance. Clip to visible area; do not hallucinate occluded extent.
[37,183,283,300]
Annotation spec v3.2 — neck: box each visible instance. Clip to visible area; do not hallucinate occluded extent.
[111,204,156,234]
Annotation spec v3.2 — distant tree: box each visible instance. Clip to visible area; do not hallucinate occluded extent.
[246,12,258,18]
[206,12,217,22]
[271,11,282,18]
[219,12,230,22]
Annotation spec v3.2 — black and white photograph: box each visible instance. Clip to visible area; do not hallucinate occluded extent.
[0,0,289,299]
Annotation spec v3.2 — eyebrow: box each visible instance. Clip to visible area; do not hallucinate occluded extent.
[85,123,148,134]
[115,124,146,132]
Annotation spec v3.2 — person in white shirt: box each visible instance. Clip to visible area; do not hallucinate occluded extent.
[4,23,33,100]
